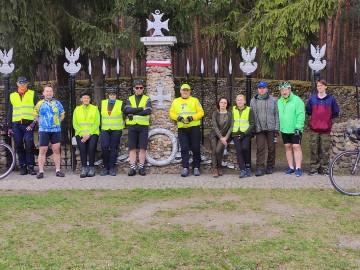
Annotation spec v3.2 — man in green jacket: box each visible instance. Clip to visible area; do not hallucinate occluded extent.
[277,81,305,177]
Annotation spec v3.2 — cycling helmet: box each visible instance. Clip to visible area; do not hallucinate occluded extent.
[132,79,144,87]
[105,87,118,94]
[79,90,92,98]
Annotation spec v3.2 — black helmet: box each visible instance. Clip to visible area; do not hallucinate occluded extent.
[132,79,144,87]
[79,90,91,98]
[105,87,118,94]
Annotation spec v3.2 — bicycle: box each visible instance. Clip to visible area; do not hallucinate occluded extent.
[0,140,16,179]
[329,127,360,196]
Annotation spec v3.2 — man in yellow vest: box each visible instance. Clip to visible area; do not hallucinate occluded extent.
[169,83,204,177]
[124,79,152,176]
[99,87,124,177]
[7,76,39,175]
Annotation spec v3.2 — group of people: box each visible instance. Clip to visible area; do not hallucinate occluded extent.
[209,80,339,178]
[8,75,339,178]
[8,78,153,178]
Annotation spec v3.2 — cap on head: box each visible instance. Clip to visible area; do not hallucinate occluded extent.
[257,81,268,88]
[180,83,191,90]
[80,90,92,98]
[17,76,27,84]
[132,79,144,87]
[278,81,291,90]
[105,87,117,94]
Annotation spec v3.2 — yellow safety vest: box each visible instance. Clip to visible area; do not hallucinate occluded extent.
[125,95,150,126]
[172,96,201,128]
[232,106,250,132]
[101,100,124,130]
[74,104,99,135]
[10,90,35,122]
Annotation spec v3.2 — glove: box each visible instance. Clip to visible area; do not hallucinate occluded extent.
[186,116,193,122]
[294,129,300,136]
[177,116,184,122]
[27,121,36,130]
[128,115,133,121]
[7,128,13,137]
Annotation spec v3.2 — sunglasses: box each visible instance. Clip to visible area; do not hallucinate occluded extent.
[18,81,27,85]
[135,86,144,90]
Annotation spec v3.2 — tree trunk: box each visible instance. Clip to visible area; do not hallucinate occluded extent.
[92,55,105,106]
[332,4,342,84]
[342,0,350,84]
[194,17,202,76]
[326,18,333,83]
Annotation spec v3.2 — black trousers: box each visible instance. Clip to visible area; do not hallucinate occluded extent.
[178,126,201,169]
[233,135,251,171]
[76,135,99,167]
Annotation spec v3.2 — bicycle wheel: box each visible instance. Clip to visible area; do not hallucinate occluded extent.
[329,150,360,196]
[0,142,15,179]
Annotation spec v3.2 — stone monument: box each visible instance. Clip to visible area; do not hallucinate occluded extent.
[140,10,179,171]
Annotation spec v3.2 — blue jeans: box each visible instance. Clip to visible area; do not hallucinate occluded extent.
[100,130,122,170]
[12,123,35,166]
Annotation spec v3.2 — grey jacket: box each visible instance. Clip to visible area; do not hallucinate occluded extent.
[250,94,279,133]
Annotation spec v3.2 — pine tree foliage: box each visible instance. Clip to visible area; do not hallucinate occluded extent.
[0,0,347,79]
[0,0,130,80]
[242,0,340,74]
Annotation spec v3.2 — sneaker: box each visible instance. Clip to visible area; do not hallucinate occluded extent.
[284,168,295,175]
[308,168,318,176]
[193,167,200,176]
[295,168,302,177]
[36,172,44,179]
[139,167,146,176]
[27,165,37,175]
[239,170,247,178]
[128,168,136,176]
[87,167,95,177]
[80,167,87,178]
[212,169,219,178]
[322,168,329,176]
[56,171,65,177]
[255,169,265,177]
[20,165,28,175]
[109,169,116,176]
[265,167,274,174]
[100,168,109,176]
[218,168,223,176]
[180,168,189,177]
[245,168,252,177]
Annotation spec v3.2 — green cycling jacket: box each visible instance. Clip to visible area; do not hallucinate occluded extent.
[277,92,305,133]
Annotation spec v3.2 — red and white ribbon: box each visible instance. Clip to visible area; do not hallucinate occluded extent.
[146,60,172,67]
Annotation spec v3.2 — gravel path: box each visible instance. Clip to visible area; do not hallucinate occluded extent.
[0,168,335,190]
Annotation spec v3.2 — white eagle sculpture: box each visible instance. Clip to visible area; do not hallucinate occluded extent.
[239,47,258,75]
[0,48,15,75]
[308,44,327,72]
[64,47,82,74]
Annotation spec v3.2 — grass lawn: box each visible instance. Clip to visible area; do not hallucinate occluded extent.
[0,189,359,269]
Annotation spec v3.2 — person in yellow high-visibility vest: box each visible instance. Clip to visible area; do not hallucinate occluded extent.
[124,79,152,176]
[232,94,255,178]
[169,83,204,177]
[99,87,125,177]
[7,76,39,175]
[73,91,100,178]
